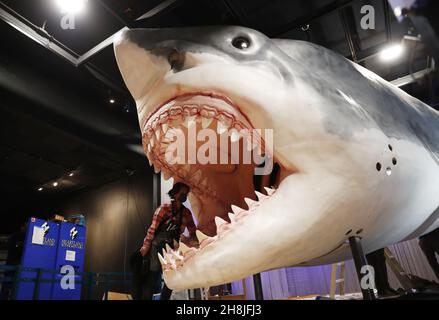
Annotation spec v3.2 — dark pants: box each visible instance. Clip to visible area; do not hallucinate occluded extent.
[0,271,15,300]
[131,257,174,300]
[141,231,177,300]
[142,271,173,300]
[419,229,439,280]
[366,248,392,295]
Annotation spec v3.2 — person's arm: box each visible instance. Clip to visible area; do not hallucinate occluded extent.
[141,205,165,256]
[180,208,198,246]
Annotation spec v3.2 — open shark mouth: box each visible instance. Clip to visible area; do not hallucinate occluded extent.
[142,92,293,286]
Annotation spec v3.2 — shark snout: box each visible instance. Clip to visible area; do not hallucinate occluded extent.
[114,29,179,101]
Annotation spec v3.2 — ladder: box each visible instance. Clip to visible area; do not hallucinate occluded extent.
[383,247,414,290]
[329,262,346,299]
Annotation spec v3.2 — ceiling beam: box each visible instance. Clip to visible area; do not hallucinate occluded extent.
[391,64,436,87]
[96,0,131,27]
[339,5,361,62]
[0,1,78,64]
[0,1,127,94]
[271,0,355,37]
[77,0,181,66]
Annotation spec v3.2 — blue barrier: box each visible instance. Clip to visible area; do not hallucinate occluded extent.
[0,265,132,300]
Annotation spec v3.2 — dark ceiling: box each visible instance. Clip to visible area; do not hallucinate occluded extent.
[0,0,438,217]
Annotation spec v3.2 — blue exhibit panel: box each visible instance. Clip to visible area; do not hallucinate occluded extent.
[16,218,59,300]
[51,222,86,300]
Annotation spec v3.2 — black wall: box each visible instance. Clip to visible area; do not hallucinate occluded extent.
[50,169,154,276]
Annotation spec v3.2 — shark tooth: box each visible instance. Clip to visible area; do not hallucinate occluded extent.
[217,121,229,135]
[215,216,228,228]
[192,169,202,183]
[183,116,196,128]
[165,243,173,253]
[244,197,258,208]
[147,143,152,153]
[164,253,174,264]
[147,156,153,167]
[179,242,191,254]
[154,164,161,174]
[164,129,177,141]
[202,117,213,129]
[163,170,172,181]
[231,205,245,215]
[150,136,155,148]
[255,191,267,201]
[264,187,276,196]
[228,212,235,222]
[158,253,167,265]
[171,251,183,261]
[173,239,179,248]
[245,137,254,152]
[230,129,240,143]
[155,129,161,141]
[196,230,209,243]
[161,123,169,134]
[200,177,209,188]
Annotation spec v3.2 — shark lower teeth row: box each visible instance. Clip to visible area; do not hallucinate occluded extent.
[158,187,276,271]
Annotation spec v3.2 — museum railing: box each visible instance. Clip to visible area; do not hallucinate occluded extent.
[0,264,132,300]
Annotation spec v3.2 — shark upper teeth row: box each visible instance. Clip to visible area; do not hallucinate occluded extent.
[144,105,260,150]
[142,104,265,198]
[157,187,276,272]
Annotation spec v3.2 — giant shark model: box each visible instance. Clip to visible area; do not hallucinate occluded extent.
[114,26,439,291]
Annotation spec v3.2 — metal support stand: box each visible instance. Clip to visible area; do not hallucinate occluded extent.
[253,273,264,300]
[152,172,161,210]
[348,236,376,300]
[250,160,278,301]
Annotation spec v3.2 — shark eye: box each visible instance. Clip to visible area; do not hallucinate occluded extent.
[232,36,251,50]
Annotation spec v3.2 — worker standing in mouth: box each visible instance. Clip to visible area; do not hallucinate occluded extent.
[140,182,198,300]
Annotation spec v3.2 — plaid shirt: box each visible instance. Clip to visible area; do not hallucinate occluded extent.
[142,203,196,250]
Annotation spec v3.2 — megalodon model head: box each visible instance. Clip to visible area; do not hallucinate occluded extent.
[114,26,439,290]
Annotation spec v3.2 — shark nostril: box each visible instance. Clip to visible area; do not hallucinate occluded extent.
[392,157,397,166]
[345,229,352,236]
[388,144,393,151]
[168,50,185,71]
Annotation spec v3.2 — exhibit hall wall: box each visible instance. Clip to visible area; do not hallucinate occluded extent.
[48,169,154,295]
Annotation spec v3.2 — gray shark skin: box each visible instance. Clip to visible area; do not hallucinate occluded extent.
[124,26,439,149]
[114,26,439,290]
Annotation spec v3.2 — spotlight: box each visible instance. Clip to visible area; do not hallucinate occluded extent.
[109,99,116,104]
[55,0,88,14]
[38,187,44,191]
[380,44,404,61]
[69,172,74,177]
[53,182,59,187]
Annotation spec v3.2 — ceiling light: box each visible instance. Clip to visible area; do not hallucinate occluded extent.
[380,44,404,62]
[55,0,88,15]
[69,172,74,177]
[53,182,59,187]
[38,187,44,191]
[109,99,116,104]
